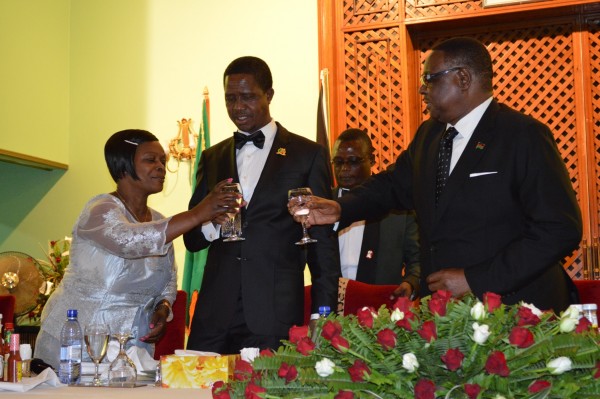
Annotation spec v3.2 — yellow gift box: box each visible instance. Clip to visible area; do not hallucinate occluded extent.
[160,354,239,389]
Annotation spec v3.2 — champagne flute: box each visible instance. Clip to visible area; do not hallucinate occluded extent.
[84,323,110,386]
[222,182,245,242]
[288,187,318,245]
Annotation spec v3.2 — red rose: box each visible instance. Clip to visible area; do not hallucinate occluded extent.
[432,290,452,303]
[234,359,254,381]
[428,298,447,316]
[517,307,541,326]
[393,296,412,312]
[296,336,316,356]
[244,382,267,399]
[376,328,397,351]
[417,320,437,342]
[321,320,343,340]
[483,292,502,312]
[528,380,551,393]
[357,307,375,328]
[348,360,371,382]
[509,327,534,348]
[441,348,464,371]
[259,348,274,357]
[485,351,510,377]
[277,362,298,384]
[334,391,354,399]
[576,316,593,333]
[211,381,231,399]
[288,325,309,344]
[594,361,600,379]
[414,379,436,399]
[395,310,416,331]
[464,383,481,399]
[331,334,350,352]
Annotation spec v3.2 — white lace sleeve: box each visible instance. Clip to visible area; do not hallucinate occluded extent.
[77,195,172,259]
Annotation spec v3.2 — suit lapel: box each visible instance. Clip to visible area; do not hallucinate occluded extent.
[435,101,499,220]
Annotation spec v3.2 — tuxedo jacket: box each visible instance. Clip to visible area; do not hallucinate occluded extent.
[338,100,582,312]
[184,123,340,342]
[334,188,420,290]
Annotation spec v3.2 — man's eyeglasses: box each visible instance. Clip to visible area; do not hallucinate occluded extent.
[420,67,463,87]
[331,157,367,167]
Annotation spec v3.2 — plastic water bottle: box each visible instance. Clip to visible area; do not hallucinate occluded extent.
[311,306,332,343]
[59,309,82,385]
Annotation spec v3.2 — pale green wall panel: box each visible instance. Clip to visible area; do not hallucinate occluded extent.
[0,0,70,163]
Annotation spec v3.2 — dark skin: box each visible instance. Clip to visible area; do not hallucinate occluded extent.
[114,141,241,343]
[290,49,493,300]
[332,139,414,299]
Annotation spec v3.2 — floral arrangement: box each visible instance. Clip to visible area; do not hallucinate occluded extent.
[29,237,71,320]
[213,291,600,399]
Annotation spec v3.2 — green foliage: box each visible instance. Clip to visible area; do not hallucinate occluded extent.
[219,293,600,398]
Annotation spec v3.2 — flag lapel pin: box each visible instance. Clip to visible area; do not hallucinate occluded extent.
[475,142,486,150]
[276,148,286,156]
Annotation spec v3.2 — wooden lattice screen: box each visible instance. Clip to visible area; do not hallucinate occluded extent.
[330,0,600,279]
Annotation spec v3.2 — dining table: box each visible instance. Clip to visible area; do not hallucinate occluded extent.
[1,384,212,398]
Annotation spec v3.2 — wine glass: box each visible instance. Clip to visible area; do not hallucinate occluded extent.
[108,330,137,387]
[288,187,318,245]
[84,323,110,386]
[222,182,245,242]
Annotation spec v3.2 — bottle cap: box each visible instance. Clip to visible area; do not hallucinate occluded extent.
[582,303,598,311]
[318,306,331,316]
[67,309,78,318]
[9,333,19,351]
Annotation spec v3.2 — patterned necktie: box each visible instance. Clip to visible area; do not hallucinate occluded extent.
[233,130,265,150]
[435,127,459,204]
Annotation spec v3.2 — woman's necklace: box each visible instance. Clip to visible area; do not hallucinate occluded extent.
[115,190,150,223]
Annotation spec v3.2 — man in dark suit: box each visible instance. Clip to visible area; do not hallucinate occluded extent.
[296,37,582,312]
[332,128,420,298]
[184,56,340,354]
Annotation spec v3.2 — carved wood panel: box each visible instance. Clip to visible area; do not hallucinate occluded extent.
[343,27,406,172]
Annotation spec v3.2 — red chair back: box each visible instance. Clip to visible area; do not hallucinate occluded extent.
[154,290,187,359]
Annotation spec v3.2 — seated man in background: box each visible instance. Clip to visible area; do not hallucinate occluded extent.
[332,128,420,299]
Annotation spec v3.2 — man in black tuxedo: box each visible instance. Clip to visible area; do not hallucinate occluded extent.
[184,56,340,354]
[332,128,420,298]
[296,37,582,312]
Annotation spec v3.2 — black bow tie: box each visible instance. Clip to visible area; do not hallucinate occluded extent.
[233,130,265,150]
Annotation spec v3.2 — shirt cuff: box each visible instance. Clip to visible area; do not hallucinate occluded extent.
[201,221,220,242]
[309,313,320,321]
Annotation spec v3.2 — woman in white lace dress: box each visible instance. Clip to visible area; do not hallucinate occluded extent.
[34,129,240,369]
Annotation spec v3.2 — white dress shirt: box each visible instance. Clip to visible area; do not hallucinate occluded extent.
[336,188,365,280]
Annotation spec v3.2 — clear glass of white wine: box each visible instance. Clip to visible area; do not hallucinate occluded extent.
[84,323,110,386]
[288,187,318,245]
[222,182,245,242]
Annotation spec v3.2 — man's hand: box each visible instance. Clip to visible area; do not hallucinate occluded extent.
[391,281,414,299]
[288,196,341,227]
[426,268,470,298]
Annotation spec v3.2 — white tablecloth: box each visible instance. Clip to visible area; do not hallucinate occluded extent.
[0,385,212,398]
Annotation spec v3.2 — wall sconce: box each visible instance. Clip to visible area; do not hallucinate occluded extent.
[167,118,198,172]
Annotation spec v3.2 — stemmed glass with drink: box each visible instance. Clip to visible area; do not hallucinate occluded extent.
[222,182,245,242]
[84,323,110,386]
[108,329,137,387]
[288,187,318,245]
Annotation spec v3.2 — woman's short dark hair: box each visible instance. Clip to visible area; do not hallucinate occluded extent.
[223,56,273,92]
[104,129,159,182]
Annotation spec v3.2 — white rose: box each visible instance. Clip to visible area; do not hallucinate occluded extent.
[391,309,405,322]
[315,358,336,377]
[472,322,491,345]
[470,302,486,321]
[402,353,419,372]
[562,305,581,320]
[520,302,543,317]
[548,357,572,374]
[493,395,507,399]
[240,347,260,363]
[559,316,578,333]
